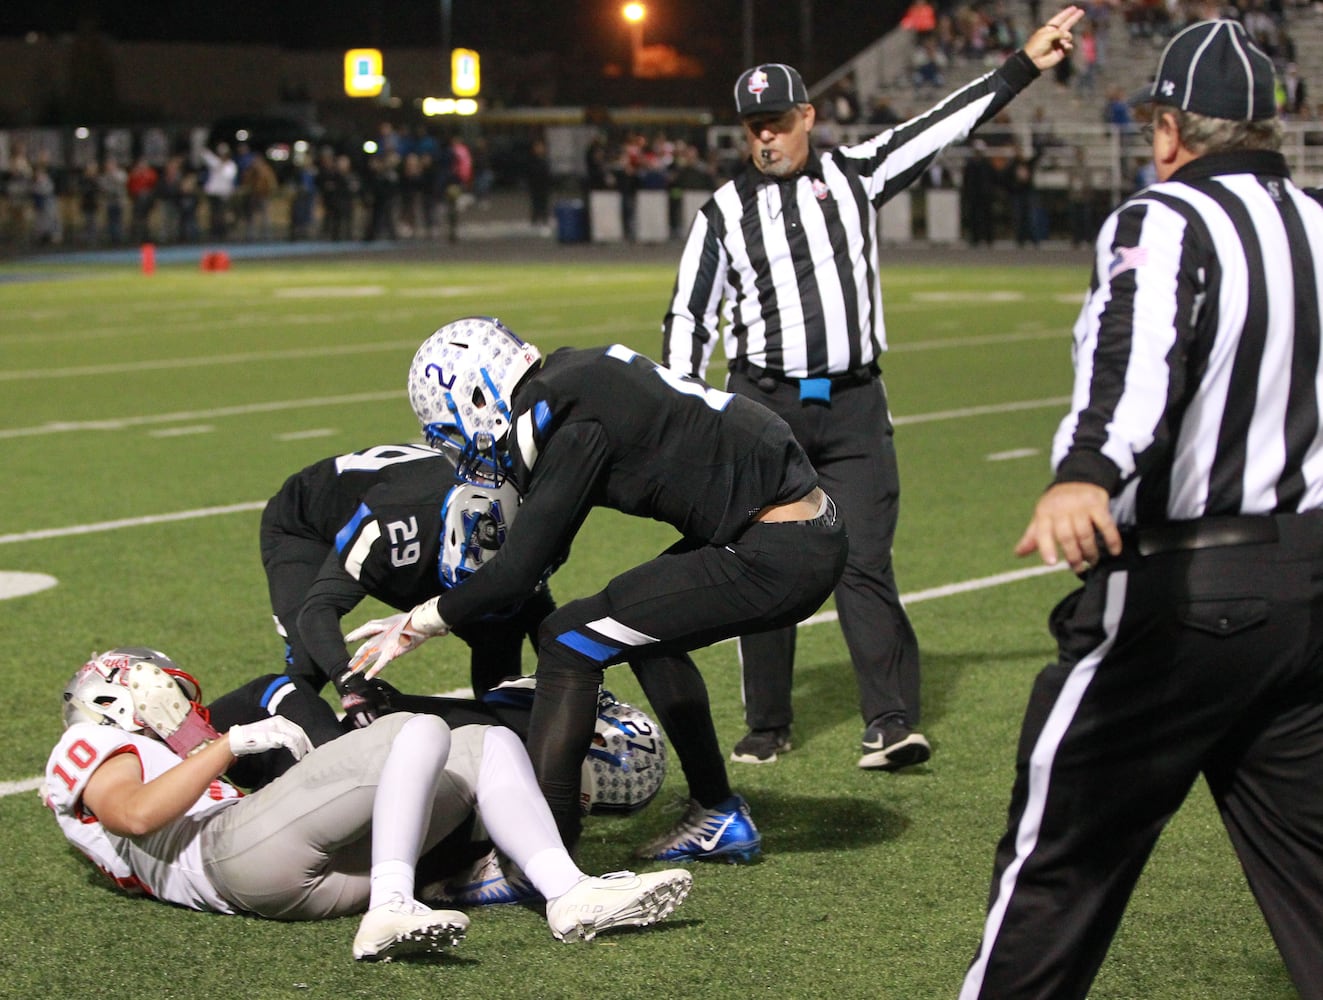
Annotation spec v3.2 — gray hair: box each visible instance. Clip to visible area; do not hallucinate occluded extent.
[1169,108,1283,154]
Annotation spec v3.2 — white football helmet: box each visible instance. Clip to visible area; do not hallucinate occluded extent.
[439,478,522,587]
[580,690,668,815]
[408,316,542,485]
[62,647,202,732]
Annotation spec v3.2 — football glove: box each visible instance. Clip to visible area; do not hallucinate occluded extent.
[334,670,393,729]
[345,598,449,679]
[127,660,220,757]
[227,716,314,759]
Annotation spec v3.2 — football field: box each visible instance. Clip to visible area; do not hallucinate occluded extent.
[0,246,1297,999]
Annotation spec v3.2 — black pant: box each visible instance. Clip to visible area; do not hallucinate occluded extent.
[526,517,848,844]
[962,512,1323,999]
[728,370,922,731]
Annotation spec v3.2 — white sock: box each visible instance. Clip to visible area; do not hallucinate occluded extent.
[523,848,587,900]
[368,715,451,910]
[369,859,416,910]
[472,726,585,899]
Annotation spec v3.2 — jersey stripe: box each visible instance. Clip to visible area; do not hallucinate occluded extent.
[663,57,1036,381]
[1055,156,1323,523]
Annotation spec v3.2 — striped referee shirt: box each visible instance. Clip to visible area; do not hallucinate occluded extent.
[662,52,1041,381]
[1052,149,1323,525]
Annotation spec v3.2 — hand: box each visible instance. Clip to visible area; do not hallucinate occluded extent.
[335,671,390,730]
[227,717,314,759]
[345,599,448,679]
[1023,5,1085,71]
[1014,481,1122,572]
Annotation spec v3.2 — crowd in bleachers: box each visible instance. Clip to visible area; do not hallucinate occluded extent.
[1,0,1318,251]
[884,0,1319,123]
[0,124,511,250]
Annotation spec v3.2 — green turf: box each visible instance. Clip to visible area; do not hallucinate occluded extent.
[0,254,1297,999]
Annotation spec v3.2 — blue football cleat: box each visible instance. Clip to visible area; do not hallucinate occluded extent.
[633,794,761,863]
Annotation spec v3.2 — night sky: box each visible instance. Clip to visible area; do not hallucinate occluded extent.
[0,1,911,87]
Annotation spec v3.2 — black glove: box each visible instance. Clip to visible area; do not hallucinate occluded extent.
[334,670,396,730]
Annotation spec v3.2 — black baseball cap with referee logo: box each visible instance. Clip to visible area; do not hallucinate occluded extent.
[1130,19,1276,121]
[734,63,809,117]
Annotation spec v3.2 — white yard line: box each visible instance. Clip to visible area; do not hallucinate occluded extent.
[1,560,1067,799]
[0,391,400,439]
[0,340,423,382]
[0,502,267,545]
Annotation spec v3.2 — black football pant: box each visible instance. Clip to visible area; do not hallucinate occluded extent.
[525,517,848,846]
[728,370,921,731]
[961,512,1323,999]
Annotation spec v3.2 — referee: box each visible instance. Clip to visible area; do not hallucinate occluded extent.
[961,20,1323,999]
[661,9,1084,768]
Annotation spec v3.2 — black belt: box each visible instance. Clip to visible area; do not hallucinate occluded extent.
[730,359,879,392]
[1125,516,1279,557]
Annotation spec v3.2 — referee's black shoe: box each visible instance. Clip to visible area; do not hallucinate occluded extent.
[858,718,931,771]
[730,726,793,764]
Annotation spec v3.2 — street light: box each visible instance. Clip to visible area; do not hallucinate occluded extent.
[622,2,646,77]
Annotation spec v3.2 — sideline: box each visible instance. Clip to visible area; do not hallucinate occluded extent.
[1,561,1067,800]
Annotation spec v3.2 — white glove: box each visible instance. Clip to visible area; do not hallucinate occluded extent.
[227,717,314,759]
[344,598,449,679]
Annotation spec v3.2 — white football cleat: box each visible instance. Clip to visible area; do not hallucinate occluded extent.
[546,869,692,943]
[352,894,469,961]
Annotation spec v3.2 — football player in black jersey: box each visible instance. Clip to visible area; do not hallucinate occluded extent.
[260,444,551,718]
[347,317,848,857]
[264,446,750,855]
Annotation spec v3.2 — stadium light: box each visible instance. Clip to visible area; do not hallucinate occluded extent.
[622,3,646,76]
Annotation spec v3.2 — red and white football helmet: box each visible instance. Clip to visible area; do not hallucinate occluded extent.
[62,647,218,756]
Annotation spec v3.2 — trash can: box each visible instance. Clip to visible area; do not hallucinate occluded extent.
[555,199,588,244]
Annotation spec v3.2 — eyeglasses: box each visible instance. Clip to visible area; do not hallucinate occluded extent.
[1140,122,1156,142]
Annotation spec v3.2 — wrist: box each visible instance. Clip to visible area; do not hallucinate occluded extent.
[411,597,447,635]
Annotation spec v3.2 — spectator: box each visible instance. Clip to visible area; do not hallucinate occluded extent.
[398,152,428,238]
[288,155,318,241]
[156,155,185,245]
[527,137,553,234]
[363,153,400,242]
[666,140,715,239]
[913,38,949,91]
[471,137,494,211]
[240,153,279,242]
[77,162,101,245]
[1065,144,1095,246]
[961,139,1000,246]
[1281,62,1308,116]
[200,143,237,239]
[99,156,128,246]
[176,171,201,243]
[868,95,903,126]
[1003,144,1044,246]
[1103,85,1134,131]
[127,155,158,244]
[1132,154,1158,191]
[31,162,61,245]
